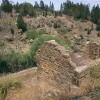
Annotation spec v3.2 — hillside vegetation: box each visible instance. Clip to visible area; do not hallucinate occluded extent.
[0,0,100,100]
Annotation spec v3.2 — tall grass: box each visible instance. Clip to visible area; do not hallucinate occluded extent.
[0,75,21,99]
[88,64,100,100]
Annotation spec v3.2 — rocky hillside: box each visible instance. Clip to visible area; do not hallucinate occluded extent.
[1,40,100,100]
[0,11,99,54]
[0,6,100,100]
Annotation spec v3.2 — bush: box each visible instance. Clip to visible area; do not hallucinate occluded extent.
[97,33,100,37]
[54,23,61,29]
[10,28,14,35]
[0,50,36,73]
[0,41,4,48]
[30,34,69,60]
[0,33,69,73]
[17,14,27,32]
[26,29,45,40]
[0,26,2,32]
[87,29,92,35]
[79,35,84,39]
[96,24,100,31]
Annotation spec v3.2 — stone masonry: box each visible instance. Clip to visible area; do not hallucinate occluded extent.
[36,40,83,99]
[37,40,76,86]
[36,40,98,99]
[85,42,100,60]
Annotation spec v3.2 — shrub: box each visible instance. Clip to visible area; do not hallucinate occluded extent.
[30,34,69,60]
[0,26,2,32]
[79,35,84,39]
[0,50,36,73]
[97,33,100,37]
[0,40,4,48]
[10,28,14,35]
[26,29,45,40]
[96,24,100,31]
[54,23,61,29]
[70,46,79,53]
[87,29,92,35]
[17,14,27,32]
[54,23,58,28]
[0,33,69,73]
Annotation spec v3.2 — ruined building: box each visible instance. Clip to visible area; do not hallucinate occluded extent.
[36,40,96,99]
[85,42,100,60]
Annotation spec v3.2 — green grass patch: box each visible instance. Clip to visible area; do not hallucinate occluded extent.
[26,29,46,40]
[56,28,72,35]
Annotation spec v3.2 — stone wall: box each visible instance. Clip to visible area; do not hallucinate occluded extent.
[36,40,76,87]
[36,40,85,99]
[85,42,100,60]
[36,40,98,99]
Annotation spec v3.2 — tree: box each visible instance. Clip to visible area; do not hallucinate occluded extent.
[63,0,72,15]
[49,1,54,12]
[51,3,55,12]
[44,4,49,11]
[20,3,28,16]
[54,11,58,18]
[14,2,20,13]
[49,1,52,10]
[96,23,100,31]
[17,14,27,32]
[34,1,39,8]
[91,5,100,24]
[28,4,36,17]
[0,6,1,18]
[40,0,44,10]
[60,3,64,17]
[63,0,90,20]
[60,3,64,12]
[20,3,36,17]
[1,0,13,13]
[85,5,90,20]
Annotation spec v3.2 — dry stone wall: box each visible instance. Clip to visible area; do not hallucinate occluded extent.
[36,40,84,99]
[36,40,95,87]
[85,42,100,60]
[36,40,76,87]
[36,40,99,99]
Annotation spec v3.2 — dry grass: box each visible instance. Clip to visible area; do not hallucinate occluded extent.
[0,74,21,100]
[2,68,37,100]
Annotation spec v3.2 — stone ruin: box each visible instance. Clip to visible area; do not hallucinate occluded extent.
[85,42,100,60]
[36,40,95,99]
